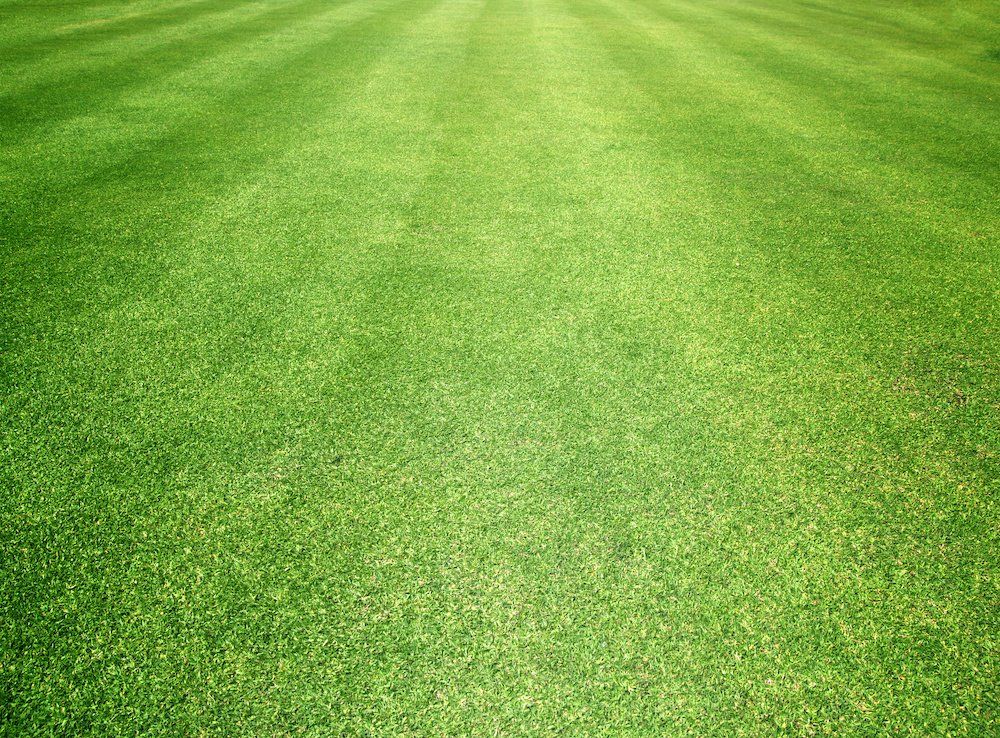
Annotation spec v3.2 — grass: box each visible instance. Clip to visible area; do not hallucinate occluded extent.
[1,0,998,734]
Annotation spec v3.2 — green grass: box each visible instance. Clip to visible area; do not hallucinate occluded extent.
[1,0,998,734]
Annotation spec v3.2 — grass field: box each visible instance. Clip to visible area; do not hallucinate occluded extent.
[1,0,998,734]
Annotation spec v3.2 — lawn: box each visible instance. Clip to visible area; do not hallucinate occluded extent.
[1,0,997,734]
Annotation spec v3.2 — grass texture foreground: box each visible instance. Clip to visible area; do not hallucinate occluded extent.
[1,0,998,734]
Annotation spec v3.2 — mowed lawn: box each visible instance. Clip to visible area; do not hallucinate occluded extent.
[1,0,998,734]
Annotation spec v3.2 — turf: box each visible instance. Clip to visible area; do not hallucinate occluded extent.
[1,0,998,734]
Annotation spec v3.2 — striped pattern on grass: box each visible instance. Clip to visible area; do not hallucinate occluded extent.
[1,0,997,734]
